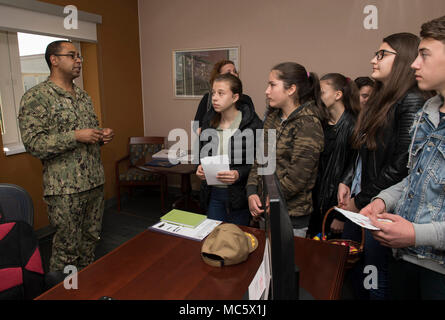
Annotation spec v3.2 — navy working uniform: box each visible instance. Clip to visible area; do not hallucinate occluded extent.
[19,79,105,272]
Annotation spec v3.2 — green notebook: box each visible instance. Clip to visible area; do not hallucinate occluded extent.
[160,209,207,228]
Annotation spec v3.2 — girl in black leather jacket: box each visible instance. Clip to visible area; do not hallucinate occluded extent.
[338,33,426,214]
[338,33,427,300]
[308,73,360,238]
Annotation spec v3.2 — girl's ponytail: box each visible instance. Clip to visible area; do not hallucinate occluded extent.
[320,73,360,116]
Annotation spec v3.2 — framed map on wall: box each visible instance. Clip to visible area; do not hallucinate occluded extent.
[173,47,239,98]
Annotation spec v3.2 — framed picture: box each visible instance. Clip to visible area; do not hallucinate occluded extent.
[173,46,239,98]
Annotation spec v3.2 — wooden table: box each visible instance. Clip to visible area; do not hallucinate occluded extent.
[36,226,266,300]
[136,157,201,213]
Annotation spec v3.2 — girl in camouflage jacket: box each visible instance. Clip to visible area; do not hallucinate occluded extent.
[247,62,326,237]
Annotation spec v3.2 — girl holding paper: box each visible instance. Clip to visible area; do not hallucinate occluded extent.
[196,73,262,226]
[337,33,427,300]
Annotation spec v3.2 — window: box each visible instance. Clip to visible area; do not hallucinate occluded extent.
[0,31,82,156]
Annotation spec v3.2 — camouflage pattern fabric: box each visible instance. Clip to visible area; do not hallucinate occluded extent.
[247,101,324,217]
[119,167,160,182]
[18,79,106,272]
[44,185,104,272]
[129,143,164,166]
[18,79,105,196]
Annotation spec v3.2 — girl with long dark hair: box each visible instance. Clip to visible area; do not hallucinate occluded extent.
[308,73,360,237]
[247,62,326,237]
[338,33,427,299]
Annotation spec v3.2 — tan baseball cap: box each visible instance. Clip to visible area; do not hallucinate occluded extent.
[201,223,258,267]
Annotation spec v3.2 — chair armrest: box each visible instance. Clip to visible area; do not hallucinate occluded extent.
[116,154,130,165]
[115,154,130,179]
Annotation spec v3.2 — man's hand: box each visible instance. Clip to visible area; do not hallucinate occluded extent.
[369,213,416,248]
[196,165,206,180]
[216,170,239,185]
[248,194,264,217]
[102,128,114,144]
[75,129,103,144]
[360,198,386,219]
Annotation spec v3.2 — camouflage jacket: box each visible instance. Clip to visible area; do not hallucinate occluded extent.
[18,79,104,196]
[246,101,324,217]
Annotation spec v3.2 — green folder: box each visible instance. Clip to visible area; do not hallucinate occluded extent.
[160,209,207,228]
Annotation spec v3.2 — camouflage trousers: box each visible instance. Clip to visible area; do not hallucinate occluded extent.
[44,185,104,272]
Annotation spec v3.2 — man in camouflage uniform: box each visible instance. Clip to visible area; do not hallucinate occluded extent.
[18,41,114,273]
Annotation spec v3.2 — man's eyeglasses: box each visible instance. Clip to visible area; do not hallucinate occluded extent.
[54,53,84,62]
[374,49,397,61]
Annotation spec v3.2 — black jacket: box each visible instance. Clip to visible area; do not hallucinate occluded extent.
[194,92,255,129]
[310,110,357,235]
[341,90,426,210]
[199,102,263,211]
[0,219,45,299]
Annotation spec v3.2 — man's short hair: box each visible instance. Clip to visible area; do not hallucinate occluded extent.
[354,76,374,89]
[420,15,445,44]
[44,40,72,69]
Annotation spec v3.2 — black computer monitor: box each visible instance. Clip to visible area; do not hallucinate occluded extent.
[261,174,297,300]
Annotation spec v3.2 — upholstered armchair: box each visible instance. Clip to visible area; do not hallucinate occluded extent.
[115,137,167,211]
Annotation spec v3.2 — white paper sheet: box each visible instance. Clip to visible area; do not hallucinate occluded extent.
[152,149,192,163]
[149,219,222,241]
[334,207,392,230]
[200,155,230,185]
[248,238,271,300]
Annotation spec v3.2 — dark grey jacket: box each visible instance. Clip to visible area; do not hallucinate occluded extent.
[199,102,263,211]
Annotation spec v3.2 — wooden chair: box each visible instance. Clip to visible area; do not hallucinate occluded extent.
[294,236,349,300]
[115,136,167,212]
